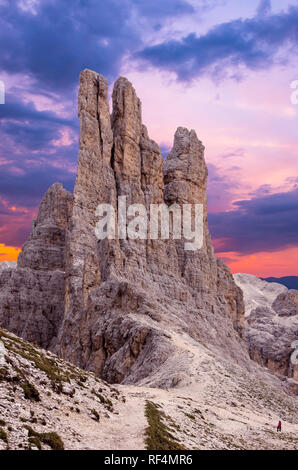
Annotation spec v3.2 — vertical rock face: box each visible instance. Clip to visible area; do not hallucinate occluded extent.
[65,70,116,312]
[0,69,247,387]
[61,70,118,363]
[163,128,244,335]
[57,69,246,385]
[18,183,72,271]
[164,127,208,206]
[0,183,72,349]
[112,77,143,190]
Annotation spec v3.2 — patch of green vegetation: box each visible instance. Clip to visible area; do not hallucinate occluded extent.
[3,361,40,404]
[194,409,205,420]
[25,426,64,450]
[0,419,6,426]
[184,413,196,421]
[0,329,69,391]
[0,427,8,444]
[28,436,42,450]
[91,389,113,410]
[91,409,100,421]
[145,401,185,451]
[76,380,86,388]
[0,366,9,382]
[21,381,40,402]
[163,414,181,432]
[77,375,87,386]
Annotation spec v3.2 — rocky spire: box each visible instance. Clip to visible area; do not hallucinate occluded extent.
[111,77,164,206]
[112,77,142,186]
[163,127,210,274]
[65,69,117,314]
[164,127,208,205]
[0,183,72,349]
[0,69,247,385]
[18,183,73,271]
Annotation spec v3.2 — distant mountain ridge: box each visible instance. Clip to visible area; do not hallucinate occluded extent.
[263,276,298,291]
[234,273,298,390]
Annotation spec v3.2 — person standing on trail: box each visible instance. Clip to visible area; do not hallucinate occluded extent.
[277,421,282,432]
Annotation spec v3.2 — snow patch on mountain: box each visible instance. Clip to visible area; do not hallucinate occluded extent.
[0,261,17,271]
[233,273,287,317]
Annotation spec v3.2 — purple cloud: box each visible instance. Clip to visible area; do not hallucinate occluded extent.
[209,188,298,254]
[136,5,298,81]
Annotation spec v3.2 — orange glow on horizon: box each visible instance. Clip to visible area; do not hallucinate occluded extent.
[0,244,21,262]
[216,246,298,278]
[0,242,297,278]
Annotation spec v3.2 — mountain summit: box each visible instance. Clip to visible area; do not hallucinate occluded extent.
[0,69,246,386]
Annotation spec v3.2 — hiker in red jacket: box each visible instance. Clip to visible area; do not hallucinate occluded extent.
[277,421,282,432]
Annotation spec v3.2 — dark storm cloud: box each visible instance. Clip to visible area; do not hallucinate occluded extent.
[131,0,194,18]
[0,0,135,91]
[209,188,298,254]
[0,96,77,207]
[0,93,72,125]
[0,89,78,210]
[0,0,194,235]
[0,162,76,208]
[0,0,194,93]
[0,91,77,152]
[1,121,62,150]
[257,0,272,17]
[137,5,298,81]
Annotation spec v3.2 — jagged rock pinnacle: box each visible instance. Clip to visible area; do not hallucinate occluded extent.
[0,69,247,387]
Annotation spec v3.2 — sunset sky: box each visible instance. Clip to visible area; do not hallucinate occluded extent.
[0,0,297,277]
